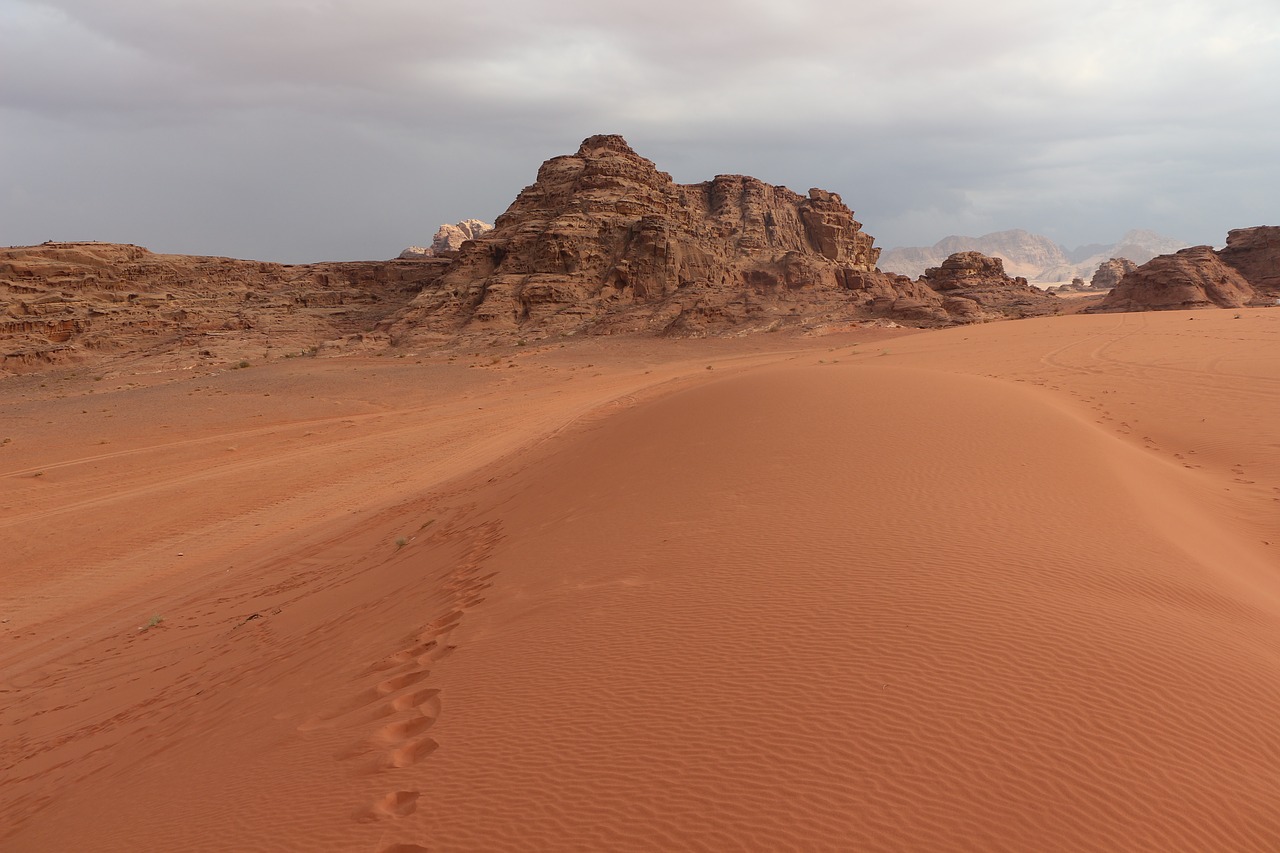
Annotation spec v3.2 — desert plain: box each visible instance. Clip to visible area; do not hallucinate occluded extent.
[3,308,1280,851]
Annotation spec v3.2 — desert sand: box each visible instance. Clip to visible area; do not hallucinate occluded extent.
[3,310,1280,851]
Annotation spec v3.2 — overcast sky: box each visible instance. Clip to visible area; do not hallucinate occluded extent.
[3,0,1278,262]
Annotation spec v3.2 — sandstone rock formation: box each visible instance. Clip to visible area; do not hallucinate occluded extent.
[1047,278,1088,294]
[0,242,447,373]
[398,219,494,259]
[1090,227,1280,313]
[389,135,1060,341]
[2,137,1083,371]
[1217,226,1280,295]
[919,252,1061,321]
[1045,259,1134,294]
[1090,258,1137,291]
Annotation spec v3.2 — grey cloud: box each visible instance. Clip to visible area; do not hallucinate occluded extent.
[2,0,1278,260]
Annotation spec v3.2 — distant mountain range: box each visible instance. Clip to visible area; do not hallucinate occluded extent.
[879,229,1188,284]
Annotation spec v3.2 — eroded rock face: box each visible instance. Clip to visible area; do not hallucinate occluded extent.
[919,252,1061,321]
[1090,247,1254,312]
[0,242,447,373]
[1089,258,1137,291]
[1090,227,1280,313]
[1217,226,1280,296]
[1047,259,1134,294]
[391,135,1061,341]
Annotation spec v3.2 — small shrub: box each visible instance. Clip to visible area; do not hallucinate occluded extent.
[395,537,408,549]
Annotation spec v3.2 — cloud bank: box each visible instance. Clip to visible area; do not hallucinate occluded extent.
[3,0,1278,261]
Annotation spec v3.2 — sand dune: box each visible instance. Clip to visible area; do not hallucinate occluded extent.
[3,311,1279,851]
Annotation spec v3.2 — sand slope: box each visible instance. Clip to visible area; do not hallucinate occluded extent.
[3,312,1279,851]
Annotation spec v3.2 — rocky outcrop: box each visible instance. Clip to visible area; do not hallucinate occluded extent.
[0,242,447,373]
[1089,246,1255,312]
[1089,227,1280,313]
[1089,258,1137,291]
[1047,277,1089,294]
[389,135,1060,341]
[398,219,494,259]
[1045,259,1134,294]
[1,139,1091,371]
[1217,226,1280,295]
[919,252,1061,321]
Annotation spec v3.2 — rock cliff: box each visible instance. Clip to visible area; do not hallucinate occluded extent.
[389,135,1055,341]
[0,242,446,373]
[1090,227,1280,313]
[1217,226,1280,295]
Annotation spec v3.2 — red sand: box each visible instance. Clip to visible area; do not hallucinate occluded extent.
[3,311,1280,851]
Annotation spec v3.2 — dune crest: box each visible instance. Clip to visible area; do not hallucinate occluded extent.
[3,311,1279,850]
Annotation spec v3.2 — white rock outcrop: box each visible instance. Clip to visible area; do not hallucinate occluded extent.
[399,219,494,259]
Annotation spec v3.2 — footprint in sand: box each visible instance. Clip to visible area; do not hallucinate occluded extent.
[390,687,439,713]
[354,790,420,823]
[377,712,436,742]
[385,736,438,769]
[377,669,430,695]
[366,640,439,673]
[419,609,464,638]
[337,680,442,762]
[297,670,432,732]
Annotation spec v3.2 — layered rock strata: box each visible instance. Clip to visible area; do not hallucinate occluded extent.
[0,242,446,372]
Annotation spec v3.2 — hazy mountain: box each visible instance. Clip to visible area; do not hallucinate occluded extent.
[880,229,1187,284]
